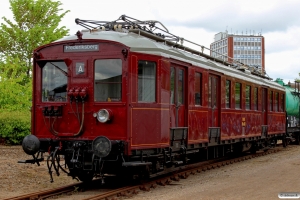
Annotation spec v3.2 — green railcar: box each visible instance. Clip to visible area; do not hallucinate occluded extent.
[275,78,300,142]
[276,78,300,115]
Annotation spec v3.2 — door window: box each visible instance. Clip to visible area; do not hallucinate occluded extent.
[195,72,202,105]
[170,67,175,104]
[138,61,156,102]
[178,69,184,105]
[209,76,218,108]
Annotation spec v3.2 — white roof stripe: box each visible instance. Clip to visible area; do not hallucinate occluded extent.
[56,30,284,91]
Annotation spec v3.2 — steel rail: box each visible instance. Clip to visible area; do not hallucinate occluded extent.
[4,182,82,200]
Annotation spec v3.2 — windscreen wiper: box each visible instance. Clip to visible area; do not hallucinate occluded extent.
[50,62,68,76]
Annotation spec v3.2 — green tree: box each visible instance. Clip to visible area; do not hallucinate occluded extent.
[0,56,32,111]
[0,0,70,77]
[0,0,70,143]
[0,0,69,110]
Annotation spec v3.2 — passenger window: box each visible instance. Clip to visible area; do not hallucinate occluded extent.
[94,59,122,102]
[253,87,258,110]
[269,91,273,111]
[235,82,241,109]
[280,93,284,112]
[274,92,278,112]
[245,85,251,110]
[138,60,156,102]
[226,80,231,108]
[195,72,202,105]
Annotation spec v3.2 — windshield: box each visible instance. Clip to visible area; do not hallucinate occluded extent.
[42,61,68,102]
[94,59,122,102]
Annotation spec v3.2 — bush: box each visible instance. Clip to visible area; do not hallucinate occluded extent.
[0,110,31,144]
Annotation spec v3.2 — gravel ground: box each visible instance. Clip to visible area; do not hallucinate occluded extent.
[1,145,300,200]
[131,145,300,200]
[0,145,77,199]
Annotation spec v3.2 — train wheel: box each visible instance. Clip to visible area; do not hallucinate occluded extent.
[250,142,257,154]
[282,136,288,148]
[271,138,277,148]
[295,134,300,145]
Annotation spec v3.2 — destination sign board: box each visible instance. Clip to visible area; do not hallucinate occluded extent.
[64,44,99,52]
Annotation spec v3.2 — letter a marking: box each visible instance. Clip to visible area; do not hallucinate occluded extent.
[78,65,83,73]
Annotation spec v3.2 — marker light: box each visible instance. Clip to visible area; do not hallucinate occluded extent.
[94,109,112,123]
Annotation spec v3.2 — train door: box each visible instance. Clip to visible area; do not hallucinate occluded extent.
[262,88,268,125]
[208,75,220,127]
[170,65,186,127]
[261,88,268,138]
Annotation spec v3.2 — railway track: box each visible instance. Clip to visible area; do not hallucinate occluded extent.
[81,146,284,200]
[5,145,287,200]
[0,146,23,150]
[3,182,83,200]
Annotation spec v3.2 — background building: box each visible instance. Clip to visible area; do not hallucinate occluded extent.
[210,31,265,74]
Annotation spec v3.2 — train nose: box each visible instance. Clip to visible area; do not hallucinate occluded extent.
[22,135,40,155]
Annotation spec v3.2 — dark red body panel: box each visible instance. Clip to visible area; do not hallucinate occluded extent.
[31,38,286,156]
[32,40,129,142]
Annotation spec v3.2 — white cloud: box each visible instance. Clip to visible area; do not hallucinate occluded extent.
[265,26,300,53]
[1,0,300,82]
[266,48,300,83]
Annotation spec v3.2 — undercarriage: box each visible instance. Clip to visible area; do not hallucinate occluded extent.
[19,134,286,183]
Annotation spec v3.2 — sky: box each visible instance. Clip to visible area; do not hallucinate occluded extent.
[1,0,299,84]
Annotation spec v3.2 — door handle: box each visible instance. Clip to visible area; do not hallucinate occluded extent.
[212,105,216,111]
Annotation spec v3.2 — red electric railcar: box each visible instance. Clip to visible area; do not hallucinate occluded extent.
[20,15,286,182]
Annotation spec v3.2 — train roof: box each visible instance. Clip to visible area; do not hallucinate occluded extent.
[54,15,284,92]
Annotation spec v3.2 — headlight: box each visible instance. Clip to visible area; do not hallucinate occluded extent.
[94,109,112,123]
[22,135,40,155]
[92,136,111,158]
